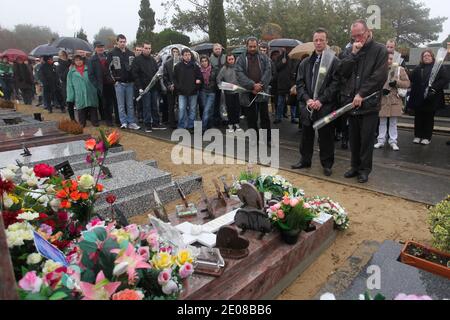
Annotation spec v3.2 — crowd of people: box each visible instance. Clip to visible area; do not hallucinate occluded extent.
[0,18,449,183]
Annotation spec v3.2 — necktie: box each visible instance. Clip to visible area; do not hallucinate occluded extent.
[312,55,321,94]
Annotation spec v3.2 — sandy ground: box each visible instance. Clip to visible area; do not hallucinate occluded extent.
[15,104,432,299]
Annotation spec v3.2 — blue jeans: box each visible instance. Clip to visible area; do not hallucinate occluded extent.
[141,89,160,126]
[178,95,198,129]
[199,90,215,130]
[276,95,296,120]
[115,82,136,125]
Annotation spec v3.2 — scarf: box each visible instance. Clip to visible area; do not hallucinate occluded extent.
[76,64,85,77]
[201,64,212,86]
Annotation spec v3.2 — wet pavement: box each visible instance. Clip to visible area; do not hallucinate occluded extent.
[124,115,450,205]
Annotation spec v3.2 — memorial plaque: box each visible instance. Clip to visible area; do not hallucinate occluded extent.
[216,226,250,259]
[54,161,74,180]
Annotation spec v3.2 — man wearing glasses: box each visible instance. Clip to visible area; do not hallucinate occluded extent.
[340,19,388,183]
[291,28,340,177]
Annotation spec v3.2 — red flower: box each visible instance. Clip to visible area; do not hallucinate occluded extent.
[1,210,21,228]
[57,211,69,222]
[0,176,15,194]
[52,240,71,251]
[96,184,104,193]
[106,194,117,204]
[34,164,56,178]
[85,139,97,151]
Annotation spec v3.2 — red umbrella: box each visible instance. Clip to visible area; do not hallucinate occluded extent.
[2,49,28,62]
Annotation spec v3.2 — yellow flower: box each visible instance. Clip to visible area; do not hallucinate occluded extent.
[42,260,63,274]
[175,249,193,267]
[152,252,174,270]
[110,229,130,243]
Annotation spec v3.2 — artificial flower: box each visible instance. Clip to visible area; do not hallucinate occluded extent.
[162,280,179,295]
[175,249,193,267]
[112,289,144,300]
[85,139,97,151]
[18,271,43,293]
[0,168,16,181]
[0,175,15,194]
[79,271,121,300]
[33,164,56,178]
[106,194,117,204]
[394,294,433,300]
[85,218,105,231]
[17,211,40,221]
[179,263,194,279]
[157,269,172,286]
[111,243,152,285]
[26,253,43,265]
[152,252,174,270]
[107,130,120,146]
[78,174,95,191]
[42,260,63,274]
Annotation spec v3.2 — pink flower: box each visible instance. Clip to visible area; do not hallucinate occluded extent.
[95,141,106,153]
[111,243,152,285]
[179,263,194,279]
[158,269,172,286]
[39,224,53,237]
[125,224,140,241]
[290,198,300,207]
[160,247,173,254]
[147,231,159,250]
[282,196,291,205]
[138,246,150,260]
[18,271,43,293]
[277,210,285,220]
[162,280,179,295]
[86,218,105,231]
[79,271,121,300]
[394,294,432,300]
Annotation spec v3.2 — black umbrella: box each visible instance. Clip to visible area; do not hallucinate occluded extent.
[51,37,94,53]
[191,42,215,54]
[30,44,60,57]
[269,38,302,48]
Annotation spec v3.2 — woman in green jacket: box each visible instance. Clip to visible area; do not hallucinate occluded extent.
[66,55,99,127]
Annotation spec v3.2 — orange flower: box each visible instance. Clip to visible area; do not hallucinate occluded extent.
[70,181,78,192]
[112,289,144,300]
[85,139,97,151]
[70,191,81,201]
[61,200,72,209]
[49,232,63,243]
[56,189,68,199]
[96,184,104,192]
[107,131,120,146]
[80,192,89,200]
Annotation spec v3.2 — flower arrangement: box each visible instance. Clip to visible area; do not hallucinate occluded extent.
[58,119,84,135]
[268,196,316,232]
[306,197,350,231]
[13,220,195,300]
[428,196,450,253]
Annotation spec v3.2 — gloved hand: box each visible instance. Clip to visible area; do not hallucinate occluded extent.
[383,89,391,96]
[427,87,437,98]
[389,81,397,88]
[139,89,144,95]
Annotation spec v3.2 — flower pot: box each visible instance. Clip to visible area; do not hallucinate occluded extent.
[400,241,450,279]
[280,229,301,245]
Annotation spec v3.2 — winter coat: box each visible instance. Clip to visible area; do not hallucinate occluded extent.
[217,65,239,95]
[379,66,410,118]
[40,62,59,91]
[57,59,71,84]
[131,54,159,92]
[296,51,341,126]
[200,66,218,94]
[235,50,272,103]
[13,63,33,90]
[407,63,449,112]
[88,53,114,94]
[66,65,99,110]
[210,53,226,70]
[340,39,389,115]
[107,47,135,83]
[163,57,178,89]
[276,54,299,95]
[173,60,203,96]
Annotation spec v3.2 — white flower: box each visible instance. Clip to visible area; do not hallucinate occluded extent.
[42,260,63,274]
[6,223,34,248]
[26,176,39,187]
[50,198,61,212]
[78,174,95,190]
[7,164,20,172]
[1,168,16,181]
[319,67,327,74]
[162,280,180,295]
[17,211,40,221]
[113,262,129,277]
[320,292,337,300]
[21,166,33,175]
[3,193,14,209]
[27,253,43,265]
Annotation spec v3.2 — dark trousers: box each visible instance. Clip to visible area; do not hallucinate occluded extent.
[43,86,64,112]
[142,89,160,126]
[160,93,169,123]
[414,109,435,140]
[166,90,177,127]
[300,123,335,169]
[336,113,350,141]
[225,93,240,125]
[20,88,33,105]
[213,89,222,126]
[77,107,99,127]
[98,84,116,125]
[349,113,379,175]
[246,101,271,141]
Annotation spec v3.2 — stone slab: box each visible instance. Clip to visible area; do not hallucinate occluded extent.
[0,120,58,135]
[337,241,450,300]
[69,150,137,171]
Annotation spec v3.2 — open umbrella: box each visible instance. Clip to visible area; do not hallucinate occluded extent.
[30,44,60,57]
[2,49,28,62]
[51,37,93,53]
[191,42,215,55]
[288,42,315,60]
[232,46,246,56]
[269,39,302,49]
[157,44,190,65]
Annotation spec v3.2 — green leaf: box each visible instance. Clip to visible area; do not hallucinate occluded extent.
[93,227,107,242]
[374,293,386,300]
[82,231,98,243]
[49,291,68,300]
[21,266,29,277]
[78,240,98,254]
[25,293,46,300]
[81,269,96,283]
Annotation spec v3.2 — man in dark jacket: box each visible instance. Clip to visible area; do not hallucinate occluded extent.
[173,48,202,131]
[210,43,226,127]
[163,47,180,129]
[132,43,165,132]
[235,37,272,143]
[40,56,65,113]
[56,50,72,119]
[13,57,34,105]
[340,20,388,183]
[107,34,140,130]
[292,28,340,176]
[89,41,117,126]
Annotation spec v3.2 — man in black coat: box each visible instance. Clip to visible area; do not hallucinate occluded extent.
[13,57,34,105]
[163,47,180,129]
[40,56,65,113]
[340,20,388,183]
[292,28,340,177]
[132,42,165,132]
[89,41,118,126]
